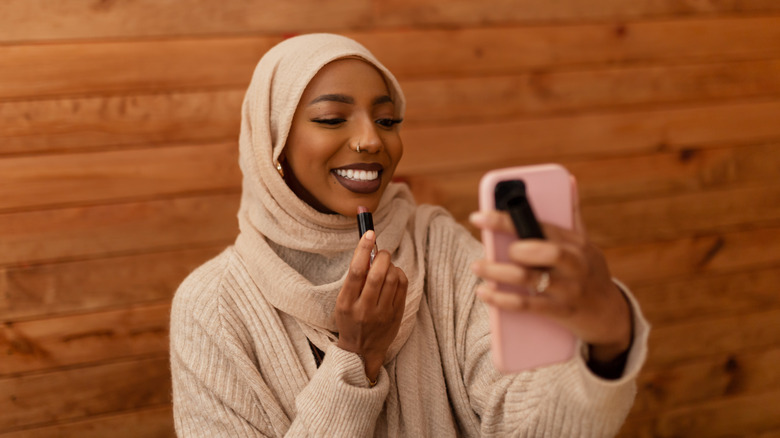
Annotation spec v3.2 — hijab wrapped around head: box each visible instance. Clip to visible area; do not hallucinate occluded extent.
[233,34,436,361]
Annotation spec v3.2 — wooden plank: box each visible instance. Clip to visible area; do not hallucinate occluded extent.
[402,58,780,125]
[0,405,174,438]
[401,143,780,220]
[0,142,240,211]
[5,16,780,98]
[0,39,270,100]
[1,303,169,375]
[370,16,780,78]
[583,184,780,246]
[0,0,371,42]
[647,308,780,368]
[0,356,170,431]
[635,347,780,414]
[4,88,780,162]
[0,245,225,321]
[374,0,780,27]
[0,90,243,155]
[652,389,780,437]
[633,266,780,325]
[604,226,780,285]
[398,99,780,174]
[0,194,239,266]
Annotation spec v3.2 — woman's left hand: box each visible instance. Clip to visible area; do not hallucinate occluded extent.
[468,206,633,364]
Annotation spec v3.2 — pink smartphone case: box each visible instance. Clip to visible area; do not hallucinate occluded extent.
[478,164,577,373]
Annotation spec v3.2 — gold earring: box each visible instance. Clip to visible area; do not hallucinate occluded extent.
[276,161,284,178]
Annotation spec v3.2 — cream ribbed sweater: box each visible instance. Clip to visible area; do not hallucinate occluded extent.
[170,209,649,437]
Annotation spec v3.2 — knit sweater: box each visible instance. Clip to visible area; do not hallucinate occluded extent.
[170,206,649,437]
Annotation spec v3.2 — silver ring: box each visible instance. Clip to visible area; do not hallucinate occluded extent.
[535,271,550,294]
[356,142,361,153]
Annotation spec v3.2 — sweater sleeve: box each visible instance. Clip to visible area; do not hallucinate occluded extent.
[428,216,649,437]
[170,253,389,438]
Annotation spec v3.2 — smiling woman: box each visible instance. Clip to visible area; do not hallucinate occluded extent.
[281,58,404,215]
[169,33,649,437]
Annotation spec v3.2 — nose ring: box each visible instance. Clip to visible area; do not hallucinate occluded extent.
[355,142,361,153]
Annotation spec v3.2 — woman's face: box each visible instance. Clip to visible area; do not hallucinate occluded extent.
[282,58,403,217]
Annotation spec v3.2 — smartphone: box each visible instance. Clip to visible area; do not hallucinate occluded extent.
[478,164,577,373]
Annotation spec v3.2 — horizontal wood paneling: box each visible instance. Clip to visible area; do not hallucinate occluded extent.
[0,91,242,155]
[0,356,170,431]
[399,99,780,174]
[0,0,371,42]
[375,0,780,27]
[633,266,780,325]
[0,142,240,212]
[604,226,780,285]
[1,303,169,375]
[0,195,239,266]
[5,17,780,99]
[3,3,780,436]
[0,246,225,321]
[0,406,174,438]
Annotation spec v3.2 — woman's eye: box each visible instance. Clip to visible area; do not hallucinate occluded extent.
[376,118,403,128]
[312,118,346,126]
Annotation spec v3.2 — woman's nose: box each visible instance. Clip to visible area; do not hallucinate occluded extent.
[352,116,383,153]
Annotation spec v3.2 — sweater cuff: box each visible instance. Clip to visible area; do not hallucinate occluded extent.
[294,344,388,436]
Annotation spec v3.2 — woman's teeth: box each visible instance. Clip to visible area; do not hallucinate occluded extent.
[335,169,379,181]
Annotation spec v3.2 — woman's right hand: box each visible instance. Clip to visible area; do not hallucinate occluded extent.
[335,230,408,382]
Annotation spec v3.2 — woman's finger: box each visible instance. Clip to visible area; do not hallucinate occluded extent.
[469,210,516,235]
[359,249,391,306]
[338,230,377,305]
[392,268,409,312]
[471,259,532,286]
[507,239,586,277]
[476,284,557,315]
[377,265,400,309]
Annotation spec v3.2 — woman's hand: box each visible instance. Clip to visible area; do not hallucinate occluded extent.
[469,206,633,365]
[335,230,408,381]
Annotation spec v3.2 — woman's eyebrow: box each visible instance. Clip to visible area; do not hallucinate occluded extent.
[373,95,393,105]
[309,94,353,105]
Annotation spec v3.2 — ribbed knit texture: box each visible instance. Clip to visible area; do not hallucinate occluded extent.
[169,33,650,437]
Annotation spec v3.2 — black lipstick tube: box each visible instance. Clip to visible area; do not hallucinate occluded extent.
[357,206,378,265]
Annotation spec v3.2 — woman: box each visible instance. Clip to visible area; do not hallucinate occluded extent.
[170,33,649,437]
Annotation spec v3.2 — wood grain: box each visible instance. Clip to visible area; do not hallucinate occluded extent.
[0,356,170,431]
[399,99,780,174]
[0,142,240,212]
[0,90,243,155]
[5,17,780,99]
[1,303,170,375]
[0,245,225,321]
[0,405,174,438]
[633,266,780,325]
[0,194,239,266]
[375,0,780,27]
[0,0,371,42]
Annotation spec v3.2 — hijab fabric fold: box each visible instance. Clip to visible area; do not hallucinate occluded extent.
[233,33,428,365]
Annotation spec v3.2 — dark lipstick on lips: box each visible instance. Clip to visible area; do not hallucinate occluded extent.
[357,206,378,265]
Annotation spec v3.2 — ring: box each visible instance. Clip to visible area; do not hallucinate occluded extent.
[535,271,550,294]
[356,142,361,153]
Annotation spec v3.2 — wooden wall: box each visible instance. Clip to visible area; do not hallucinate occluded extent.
[2,1,780,436]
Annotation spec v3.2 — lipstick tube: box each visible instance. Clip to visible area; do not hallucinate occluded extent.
[357,206,378,265]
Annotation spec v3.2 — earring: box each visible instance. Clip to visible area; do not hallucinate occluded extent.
[275,161,284,178]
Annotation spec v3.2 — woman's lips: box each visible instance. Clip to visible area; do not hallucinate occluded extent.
[332,163,383,194]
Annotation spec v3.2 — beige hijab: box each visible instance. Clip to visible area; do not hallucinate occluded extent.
[233,33,436,365]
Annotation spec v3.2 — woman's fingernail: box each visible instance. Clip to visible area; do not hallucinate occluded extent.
[469,211,486,225]
[364,230,375,241]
